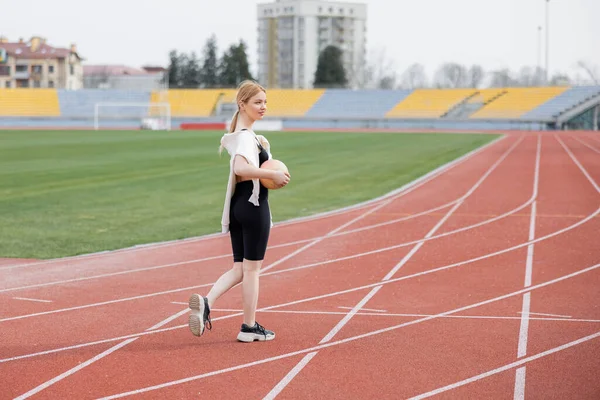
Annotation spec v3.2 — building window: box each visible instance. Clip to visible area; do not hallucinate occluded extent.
[70,65,74,75]
[0,65,10,76]
[49,65,54,73]
[48,80,55,88]
[16,65,27,73]
[33,80,41,88]
[5,81,10,88]
[32,65,43,74]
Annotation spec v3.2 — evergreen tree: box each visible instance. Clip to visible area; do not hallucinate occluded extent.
[200,34,219,88]
[314,45,347,88]
[218,40,254,87]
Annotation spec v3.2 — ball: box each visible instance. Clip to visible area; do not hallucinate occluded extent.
[260,159,289,189]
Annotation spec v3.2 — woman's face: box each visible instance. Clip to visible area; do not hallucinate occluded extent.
[242,91,267,121]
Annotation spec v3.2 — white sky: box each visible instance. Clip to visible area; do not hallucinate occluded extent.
[1,0,598,82]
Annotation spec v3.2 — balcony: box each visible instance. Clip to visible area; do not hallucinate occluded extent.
[14,71,30,80]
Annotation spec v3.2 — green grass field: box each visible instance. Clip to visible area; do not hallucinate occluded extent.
[0,130,500,259]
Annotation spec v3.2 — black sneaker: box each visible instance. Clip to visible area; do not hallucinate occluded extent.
[188,294,212,337]
[237,322,275,342]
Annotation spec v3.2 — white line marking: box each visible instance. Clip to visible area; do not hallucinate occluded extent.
[518,312,572,319]
[409,331,600,400]
[0,136,507,271]
[574,136,600,154]
[214,308,597,322]
[338,306,388,313]
[263,352,318,400]
[267,136,525,397]
[517,293,531,359]
[146,308,189,331]
[94,262,600,399]
[514,367,526,400]
[13,338,138,400]
[556,134,600,192]
[14,304,194,398]
[12,297,53,303]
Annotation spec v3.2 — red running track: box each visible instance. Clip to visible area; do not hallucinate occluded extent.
[0,132,598,400]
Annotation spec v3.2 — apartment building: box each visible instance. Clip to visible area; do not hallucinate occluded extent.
[257,0,367,89]
[0,36,83,89]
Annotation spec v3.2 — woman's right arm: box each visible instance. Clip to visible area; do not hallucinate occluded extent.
[233,155,290,187]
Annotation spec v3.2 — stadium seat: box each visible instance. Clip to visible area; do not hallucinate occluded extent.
[0,89,60,116]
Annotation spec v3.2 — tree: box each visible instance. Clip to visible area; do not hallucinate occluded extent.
[433,63,468,88]
[182,52,201,88]
[489,68,517,88]
[218,40,254,87]
[400,63,428,89]
[467,65,485,88]
[550,73,571,86]
[314,45,347,88]
[167,50,183,88]
[576,61,599,85]
[200,34,219,88]
[361,47,397,89]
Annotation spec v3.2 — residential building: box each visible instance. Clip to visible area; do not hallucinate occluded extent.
[257,0,367,89]
[83,65,167,90]
[0,36,83,89]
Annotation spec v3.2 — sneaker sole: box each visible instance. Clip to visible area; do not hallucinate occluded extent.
[237,332,275,342]
[188,294,205,337]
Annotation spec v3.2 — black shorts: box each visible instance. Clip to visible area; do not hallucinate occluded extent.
[229,180,270,262]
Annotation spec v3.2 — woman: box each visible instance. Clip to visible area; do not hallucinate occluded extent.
[188,80,290,342]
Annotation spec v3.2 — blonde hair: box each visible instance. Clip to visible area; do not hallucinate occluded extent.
[219,80,266,154]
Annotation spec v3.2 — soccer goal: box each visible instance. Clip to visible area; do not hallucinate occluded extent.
[94,102,171,131]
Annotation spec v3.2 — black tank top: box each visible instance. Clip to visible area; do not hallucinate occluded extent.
[241,129,268,166]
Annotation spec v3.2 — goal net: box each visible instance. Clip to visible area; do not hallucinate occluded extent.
[94,102,171,131]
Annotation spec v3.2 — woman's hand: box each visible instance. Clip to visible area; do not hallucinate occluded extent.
[272,170,291,188]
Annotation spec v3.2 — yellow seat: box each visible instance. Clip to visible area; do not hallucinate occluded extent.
[150,89,237,117]
[470,87,569,118]
[262,89,325,117]
[0,89,60,116]
[386,89,476,118]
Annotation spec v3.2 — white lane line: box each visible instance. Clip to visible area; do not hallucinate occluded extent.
[12,297,53,303]
[556,134,600,192]
[410,331,600,400]
[95,262,600,399]
[0,136,507,272]
[338,306,388,313]
[14,305,192,399]
[574,136,600,154]
[265,135,526,399]
[207,308,597,322]
[518,312,572,319]
[13,338,138,400]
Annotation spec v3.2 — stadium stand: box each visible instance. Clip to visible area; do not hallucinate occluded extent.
[522,86,600,120]
[150,89,235,117]
[470,87,569,119]
[305,89,412,118]
[57,89,151,117]
[263,89,325,117]
[0,89,60,116]
[385,89,477,118]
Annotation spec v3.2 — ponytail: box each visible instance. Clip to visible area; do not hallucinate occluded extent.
[219,110,240,154]
[229,110,239,133]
